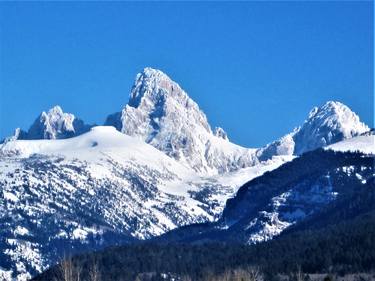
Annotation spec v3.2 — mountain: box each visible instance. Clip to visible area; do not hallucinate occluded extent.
[293,101,369,154]
[256,101,369,161]
[105,68,258,175]
[7,106,92,141]
[5,69,368,176]
[0,67,371,280]
[157,134,374,245]
[0,126,289,280]
[105,68,369,174]
[31,137,375,281]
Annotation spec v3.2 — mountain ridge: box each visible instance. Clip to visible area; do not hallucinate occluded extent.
[6,68,369,174]
[103,68,369,174]
[156,138,374,244]
[7,106,93,142]
[0,67,372,280]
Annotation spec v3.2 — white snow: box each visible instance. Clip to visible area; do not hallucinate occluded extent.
[244,170,344,245]
[3,191,19,202]
[326,134,375,154]
[0,268,12,281]
[14,226,30,236]
[247,212,292,244]
[72,228,89,240]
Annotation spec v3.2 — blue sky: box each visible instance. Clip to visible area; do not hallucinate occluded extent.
[0,1,373,147]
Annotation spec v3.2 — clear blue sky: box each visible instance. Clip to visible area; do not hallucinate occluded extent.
[0,1,373,147]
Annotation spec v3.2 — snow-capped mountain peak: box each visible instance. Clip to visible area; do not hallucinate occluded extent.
[127,68,200,110]
[11,105,92,141]
[39,105,75,138]
[306,101,364,128]
[293,101,369,154]
[45,105,64,116]
[256,101,369,160]
[106,69,370,174]
[106,67,257,174]
[123,67,212,136]
[26,105,76,139]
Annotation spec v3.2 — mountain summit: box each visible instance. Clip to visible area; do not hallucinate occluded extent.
[293,101,369,154]
[257,101,369,160]
[116,67,212,142]
[9,106,92,141]
[106,67,257,174]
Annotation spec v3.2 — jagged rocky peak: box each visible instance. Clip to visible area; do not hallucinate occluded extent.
[293,101,369,154]
[121,67,212,137]
[117,67,216,172]
[39,105,74,138]
[105,67,256,174]
[214,127,228,141]
[128,68,198,108]
[17,105,92,140]
[257,101,369,160]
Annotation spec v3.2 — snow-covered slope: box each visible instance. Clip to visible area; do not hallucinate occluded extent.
[0,126,289,280]
[220,146,374,244]
[326,134,375,154]
[105,68,258,174]
[256,101,369,160]
[8,106,92,141]
[158,146,374,245]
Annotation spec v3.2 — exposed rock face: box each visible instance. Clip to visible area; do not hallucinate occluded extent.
[15,106,92,140]
[106,68,257,174]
